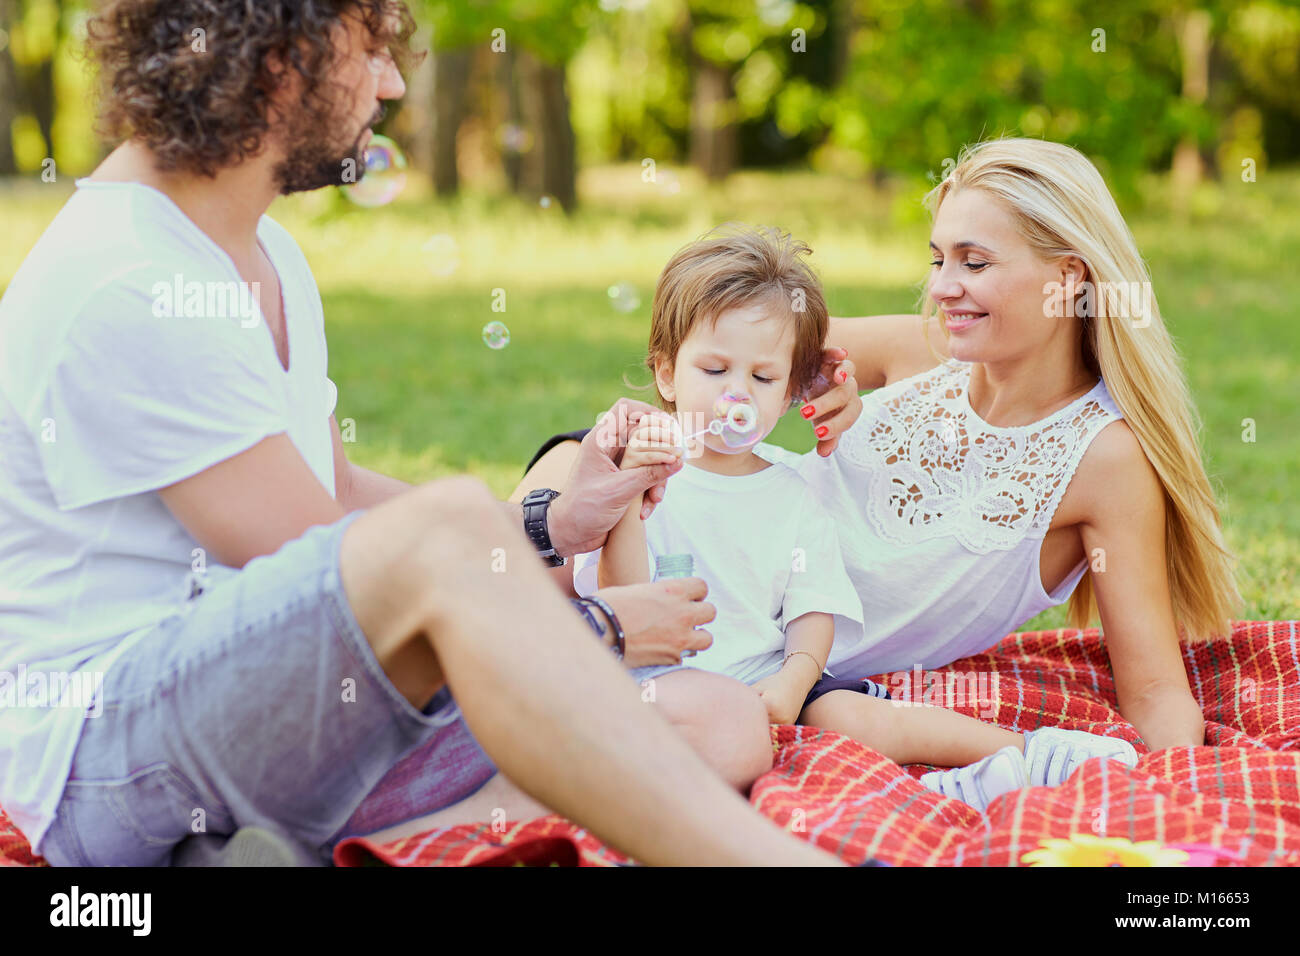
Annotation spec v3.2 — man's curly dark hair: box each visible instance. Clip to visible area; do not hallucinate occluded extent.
[85,0,422,178]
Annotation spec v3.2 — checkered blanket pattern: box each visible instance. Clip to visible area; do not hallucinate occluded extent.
[5,621,1297,866]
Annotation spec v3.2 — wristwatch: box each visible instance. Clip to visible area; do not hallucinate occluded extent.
[522,488,566,567]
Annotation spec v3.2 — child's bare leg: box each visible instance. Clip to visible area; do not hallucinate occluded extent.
[363,669,772,844]
[800,691,1025,767]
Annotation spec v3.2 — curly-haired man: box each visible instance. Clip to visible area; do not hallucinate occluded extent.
[0,1,838,866]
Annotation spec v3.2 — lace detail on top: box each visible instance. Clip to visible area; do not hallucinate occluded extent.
[841,360,1119,554]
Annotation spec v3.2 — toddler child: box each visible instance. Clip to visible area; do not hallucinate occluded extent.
[574,223,1138,811]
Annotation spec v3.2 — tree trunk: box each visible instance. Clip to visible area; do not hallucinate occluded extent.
[497,47,523,194]
[517,50,576,212]
[1171,9,1212,213]
[431,47,473,196]
[689,57,737,182]
[398,24,435,176]
[26,56,54,161]
[0,0,19,174]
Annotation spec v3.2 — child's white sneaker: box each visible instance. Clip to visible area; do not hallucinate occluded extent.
[1022,727,1138,786]
[918,745,1029,812]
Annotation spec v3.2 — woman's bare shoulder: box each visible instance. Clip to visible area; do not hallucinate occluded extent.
[829,313,950,389]
[1055,419,1163,530]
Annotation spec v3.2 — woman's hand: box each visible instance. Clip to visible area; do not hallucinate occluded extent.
[546,398,685,557]
[799,346,863,457]
[595,578,715,668]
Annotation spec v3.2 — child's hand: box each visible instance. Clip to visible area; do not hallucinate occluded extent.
[621,414,683,472]
[752,671,808,726]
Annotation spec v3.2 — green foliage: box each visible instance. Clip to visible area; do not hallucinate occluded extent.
[423,0,598,61]
[1,164,1295,620]
[825,0,1184,194]
[1224,1,1300,118]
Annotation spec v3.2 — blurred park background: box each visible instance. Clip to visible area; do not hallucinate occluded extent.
[0,0,1296,624]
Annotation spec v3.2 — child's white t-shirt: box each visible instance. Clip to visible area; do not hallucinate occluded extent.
[573,458,867,684]
[0,179,338,852]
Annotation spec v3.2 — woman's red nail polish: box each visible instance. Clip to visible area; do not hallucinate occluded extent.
[815,425,829,439]
[835,369,848,384]
[801,405,816,419]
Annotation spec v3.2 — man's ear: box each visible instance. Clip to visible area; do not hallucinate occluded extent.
[259,49,296,131]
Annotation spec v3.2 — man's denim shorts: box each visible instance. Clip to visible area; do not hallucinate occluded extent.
[39,510,499,866]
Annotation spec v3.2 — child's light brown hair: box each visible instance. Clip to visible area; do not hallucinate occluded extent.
[646,223,828,414]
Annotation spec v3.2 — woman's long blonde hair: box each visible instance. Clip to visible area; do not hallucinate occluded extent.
[922,138,1241,641]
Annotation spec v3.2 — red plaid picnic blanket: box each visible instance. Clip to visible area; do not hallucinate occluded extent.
[6,621,1298,867]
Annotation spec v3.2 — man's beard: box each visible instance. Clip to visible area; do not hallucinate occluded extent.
[273,113,369,195]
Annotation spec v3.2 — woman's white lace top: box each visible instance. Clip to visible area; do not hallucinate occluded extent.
[754,359,1124,676]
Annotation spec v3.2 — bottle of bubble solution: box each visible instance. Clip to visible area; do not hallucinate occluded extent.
[654,553,695,581]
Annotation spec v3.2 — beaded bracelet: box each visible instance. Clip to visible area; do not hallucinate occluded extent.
[581,596,626,660]
[569,598,601,637]
[569,596,627,660]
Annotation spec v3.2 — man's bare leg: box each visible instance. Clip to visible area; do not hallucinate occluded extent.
[340,476,835,866]
[365,667,775,841]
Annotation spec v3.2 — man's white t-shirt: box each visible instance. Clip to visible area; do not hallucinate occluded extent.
[573,458,867,684]
[0,179,338,853]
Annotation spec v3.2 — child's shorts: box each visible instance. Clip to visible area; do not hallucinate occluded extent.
[803,675,892,708]
[630,665,891,710]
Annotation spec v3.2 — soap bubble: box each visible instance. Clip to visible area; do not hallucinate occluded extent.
[718,403,761,448]
[343,134,407,207]
[497,123,533,155]
[798,370,836,403]
[482,321,510,350]
[677,399,763,454]
[712,389,751,420]
[607,281,641,313]
[422,233,460,277]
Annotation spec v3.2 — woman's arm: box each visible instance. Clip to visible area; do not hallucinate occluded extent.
[1075,424,1205,750]
[827,313,948,389]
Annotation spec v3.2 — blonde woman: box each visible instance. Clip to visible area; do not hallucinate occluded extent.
[522,138,1241,781]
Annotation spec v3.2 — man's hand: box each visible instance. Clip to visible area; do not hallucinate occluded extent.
[595,577,715,668]
[547,398,684,557]
[799,346,863,458]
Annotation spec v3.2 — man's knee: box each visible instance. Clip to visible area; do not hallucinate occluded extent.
[409,475,503,535]
[338,475,508,654]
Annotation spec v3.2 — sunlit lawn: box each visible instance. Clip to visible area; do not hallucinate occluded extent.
[1,163,1295,625]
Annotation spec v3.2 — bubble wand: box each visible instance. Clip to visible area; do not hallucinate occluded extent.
[677,393,763,450]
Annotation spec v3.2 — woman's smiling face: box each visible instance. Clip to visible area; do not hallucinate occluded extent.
[655,301,795,456]
[928,188,1083,364]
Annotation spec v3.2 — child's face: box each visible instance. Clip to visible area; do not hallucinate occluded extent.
[654,302,796,456]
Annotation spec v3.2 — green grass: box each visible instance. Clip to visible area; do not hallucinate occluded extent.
[1,163,1295,625]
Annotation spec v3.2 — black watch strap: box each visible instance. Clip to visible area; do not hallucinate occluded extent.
[522,488,566,567]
